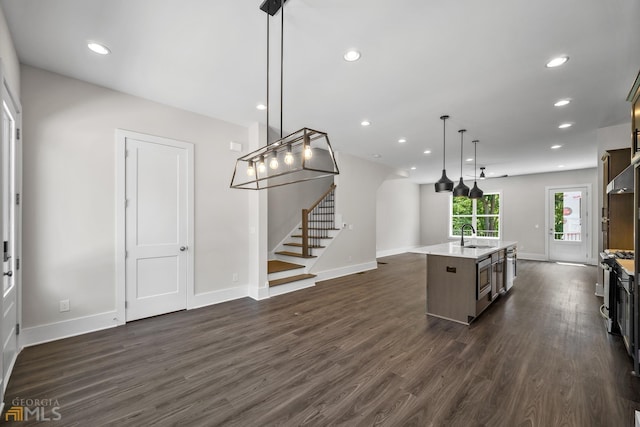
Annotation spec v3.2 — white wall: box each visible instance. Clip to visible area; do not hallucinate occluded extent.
[420,168,599,263]
[311,152,392,276]
[0,4,19,97]
[21,65,252,332]
[376,178,420,257]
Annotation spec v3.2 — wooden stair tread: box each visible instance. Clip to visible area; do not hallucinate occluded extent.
[275,251,317,259]
[284,242,325,248]
[269,273,317,287]
[268,260,305,274]
[291,234,333,239]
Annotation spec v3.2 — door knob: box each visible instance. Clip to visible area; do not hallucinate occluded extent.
[3,271,12,277]
[180,246,187,252]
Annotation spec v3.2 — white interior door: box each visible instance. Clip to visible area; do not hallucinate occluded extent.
[125,134,192,321]
[548,186,590,263]
[1,79,19,393]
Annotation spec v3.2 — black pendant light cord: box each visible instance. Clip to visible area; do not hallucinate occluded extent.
[442,117,447,169]
[280,0,284,140]
[459,130,464,174]
[474,141,478,180]
[266,12,269,144]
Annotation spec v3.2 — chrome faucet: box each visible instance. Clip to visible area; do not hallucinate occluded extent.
[460,224,476,246]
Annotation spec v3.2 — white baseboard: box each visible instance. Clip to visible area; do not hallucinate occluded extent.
[635,410,639,427]
[190,285,249,310]
[314,261,378,282]
[248,286,270,301]
[21,311,119,348]
[518,252,547,261]
[376,246,420,258]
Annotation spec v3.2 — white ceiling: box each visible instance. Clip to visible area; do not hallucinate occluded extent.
[2,0,639,183]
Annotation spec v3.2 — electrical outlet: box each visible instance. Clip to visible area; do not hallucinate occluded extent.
[232,273,239,282]
[59,299,70,312]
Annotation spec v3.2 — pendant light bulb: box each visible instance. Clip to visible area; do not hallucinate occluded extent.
[284,143,294,165]
[304,144,312,160]
[246,160,255,176]
[479,167,486,180]
[469,140,484,199]
[269,153,279,169]
[435,115,454,192]
[453,129,470,197]
[257,155,266,173]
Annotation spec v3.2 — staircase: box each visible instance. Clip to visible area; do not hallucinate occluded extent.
[268,184,339,296]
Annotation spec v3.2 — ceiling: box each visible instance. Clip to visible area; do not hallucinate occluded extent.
[2,0,639,183]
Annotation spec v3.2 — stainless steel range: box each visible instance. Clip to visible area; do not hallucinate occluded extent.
[599,249,634,334]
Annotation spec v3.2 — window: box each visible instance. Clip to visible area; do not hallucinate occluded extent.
[553,190,582,241]
[450,193,501,239]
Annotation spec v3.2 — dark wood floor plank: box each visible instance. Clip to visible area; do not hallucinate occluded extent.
[3,254,640,426]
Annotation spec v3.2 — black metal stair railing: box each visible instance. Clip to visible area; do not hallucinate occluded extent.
[302,184,336,258]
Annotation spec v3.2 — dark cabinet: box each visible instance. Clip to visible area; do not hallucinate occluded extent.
[602,148,633,250]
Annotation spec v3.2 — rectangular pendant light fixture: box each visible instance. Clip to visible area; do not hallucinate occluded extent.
[230,127,339,190]
[230,0,339,190]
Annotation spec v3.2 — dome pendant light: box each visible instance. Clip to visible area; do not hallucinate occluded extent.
[435,115,454,192]
[453,129,470,197]
[469,140,484,199]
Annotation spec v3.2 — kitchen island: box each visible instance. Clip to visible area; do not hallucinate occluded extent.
[413,240,517,325]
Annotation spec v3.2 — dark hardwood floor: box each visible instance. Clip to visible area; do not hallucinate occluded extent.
[3,255,639,426]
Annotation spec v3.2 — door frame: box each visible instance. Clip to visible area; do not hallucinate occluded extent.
[544,184,592,263]
[0,60,22,398]
[115,129,195,325]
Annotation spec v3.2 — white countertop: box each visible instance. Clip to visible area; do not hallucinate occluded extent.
[412,240,517,259]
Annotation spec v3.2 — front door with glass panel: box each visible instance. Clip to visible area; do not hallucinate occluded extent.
[548,186,589,263]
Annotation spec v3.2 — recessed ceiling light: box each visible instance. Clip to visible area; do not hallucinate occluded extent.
[87,42,110,55]
[398,138,406,143]
[546,56,569,68]
[558,164,565,168]
[410,166,417,170]
[466,158,473,162]
[361,120,370,126]
[551,144,562,149]
[343,50,361,62]
[558,123,572,129]
[256,104,267,110]
[554,99,571,107]
[423,150,431,154]
[372,154,381,158]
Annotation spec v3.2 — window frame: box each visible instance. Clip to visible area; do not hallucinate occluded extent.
[448,191,502,240]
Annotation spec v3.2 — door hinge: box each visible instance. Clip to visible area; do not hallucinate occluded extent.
[16,128,20,140]
[125,301,128,309]
[15,323,19,335]
[16,258,19,270]
[125,199,129,208]
[15,193,20,206]
[125,150,129,157]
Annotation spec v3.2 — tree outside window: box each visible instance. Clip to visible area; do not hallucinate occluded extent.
[450,193,501,238]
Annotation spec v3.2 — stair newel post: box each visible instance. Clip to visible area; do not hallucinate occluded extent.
[302,208,310,258]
